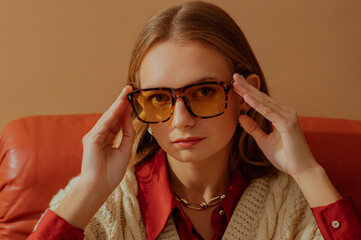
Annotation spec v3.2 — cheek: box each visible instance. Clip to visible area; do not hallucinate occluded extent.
[227,92,242,120]
[150,124,170,143]
[211,97,240,137]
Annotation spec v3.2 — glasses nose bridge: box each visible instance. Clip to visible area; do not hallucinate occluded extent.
[171,87,187,101]
[170,87,193,115]
[170,87,197,121]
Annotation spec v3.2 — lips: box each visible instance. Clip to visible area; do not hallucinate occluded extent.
[172,137,205,147]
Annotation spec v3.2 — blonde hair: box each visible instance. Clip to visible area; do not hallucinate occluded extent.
[127,1,275,179]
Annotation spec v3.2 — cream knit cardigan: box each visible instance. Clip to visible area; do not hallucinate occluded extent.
[44,169,323,240]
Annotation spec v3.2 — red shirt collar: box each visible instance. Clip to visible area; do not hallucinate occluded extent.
[135,150,248,240]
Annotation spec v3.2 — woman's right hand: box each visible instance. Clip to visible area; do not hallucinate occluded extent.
[54,86,135,229]
[79,85,135,195]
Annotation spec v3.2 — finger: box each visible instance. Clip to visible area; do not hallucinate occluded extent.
[93,86,133,135]
[238,114,268,147]
[242,92,286,126]
[232,73,262,97]
[233,74,290,123]
[233,75,284,119]
[117,104,136,152]
[111,105,136,164]
[107,103,134,148]
[233,74,285,114]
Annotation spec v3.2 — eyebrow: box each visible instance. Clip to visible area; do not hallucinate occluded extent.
[195,76,219,82]
[143,76,221,89]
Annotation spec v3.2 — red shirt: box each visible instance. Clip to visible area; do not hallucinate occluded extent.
[28,150,361,239]
[135,150,248,240]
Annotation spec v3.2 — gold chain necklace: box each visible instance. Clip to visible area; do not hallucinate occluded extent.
[173,191,226,210]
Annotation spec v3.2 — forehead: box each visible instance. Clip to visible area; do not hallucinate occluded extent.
[139,41,233,89]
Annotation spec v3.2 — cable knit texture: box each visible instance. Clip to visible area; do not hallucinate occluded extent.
[39,170,323,239]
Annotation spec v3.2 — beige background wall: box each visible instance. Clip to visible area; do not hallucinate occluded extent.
[1,0,361,133]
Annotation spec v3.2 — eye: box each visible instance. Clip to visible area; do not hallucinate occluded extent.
[196,87,215,97]
[149,93,171,103]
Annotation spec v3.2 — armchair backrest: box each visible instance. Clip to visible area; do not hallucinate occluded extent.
[0,114,101,240]
[0,114,360,240]
[298,116,361,211]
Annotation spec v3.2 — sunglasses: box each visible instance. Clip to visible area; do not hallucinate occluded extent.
[127,81,234,124]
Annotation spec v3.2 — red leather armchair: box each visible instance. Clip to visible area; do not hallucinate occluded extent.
[1,114,361,240]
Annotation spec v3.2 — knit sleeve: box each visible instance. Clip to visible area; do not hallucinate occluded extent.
[84,169,147,240]
[31,175,95,239]
[34,175,113,240]
[252,172,324,240]
[270,172,324,240]
[32,175,81,230]
[50,175,127,239]
[34,169,147,240]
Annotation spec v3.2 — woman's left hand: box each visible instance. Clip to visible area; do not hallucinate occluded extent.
[233,73,342,207]
[232,73,319,177]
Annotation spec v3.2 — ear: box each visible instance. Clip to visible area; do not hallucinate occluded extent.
[245,74,261,90]
[239,73,261,113]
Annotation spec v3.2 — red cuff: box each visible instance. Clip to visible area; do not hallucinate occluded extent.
[312,197,361,240]
[27,209,84,240]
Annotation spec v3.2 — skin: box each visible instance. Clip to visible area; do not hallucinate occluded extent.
[54,40,342,239]
[139,41,242,197]
[139,41,246,238]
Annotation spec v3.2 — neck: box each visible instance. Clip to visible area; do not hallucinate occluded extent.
[167,147,232,203]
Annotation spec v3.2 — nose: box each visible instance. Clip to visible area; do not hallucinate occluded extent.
[171,98,196,129]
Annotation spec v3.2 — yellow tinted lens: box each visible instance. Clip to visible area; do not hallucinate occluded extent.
[133,89,172,122]
[185,84,225,117]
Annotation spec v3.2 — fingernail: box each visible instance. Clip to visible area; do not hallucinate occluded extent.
[234,73,244,83]
[122,86,131,95]
[126,85,133,91]
[118,86,129,100]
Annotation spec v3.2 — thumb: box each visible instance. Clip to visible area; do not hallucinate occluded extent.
[118,104,136,153]
[238,114,268,147]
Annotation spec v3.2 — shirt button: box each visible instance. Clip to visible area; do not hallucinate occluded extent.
[218,209,224,216]
[331,220,340,229]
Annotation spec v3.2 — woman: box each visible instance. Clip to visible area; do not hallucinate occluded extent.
[29,1,361,239]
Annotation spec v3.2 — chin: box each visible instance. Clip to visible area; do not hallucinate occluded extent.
[167,146,222,164]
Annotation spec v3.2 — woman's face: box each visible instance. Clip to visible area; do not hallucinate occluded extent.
[139,41,241,164]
